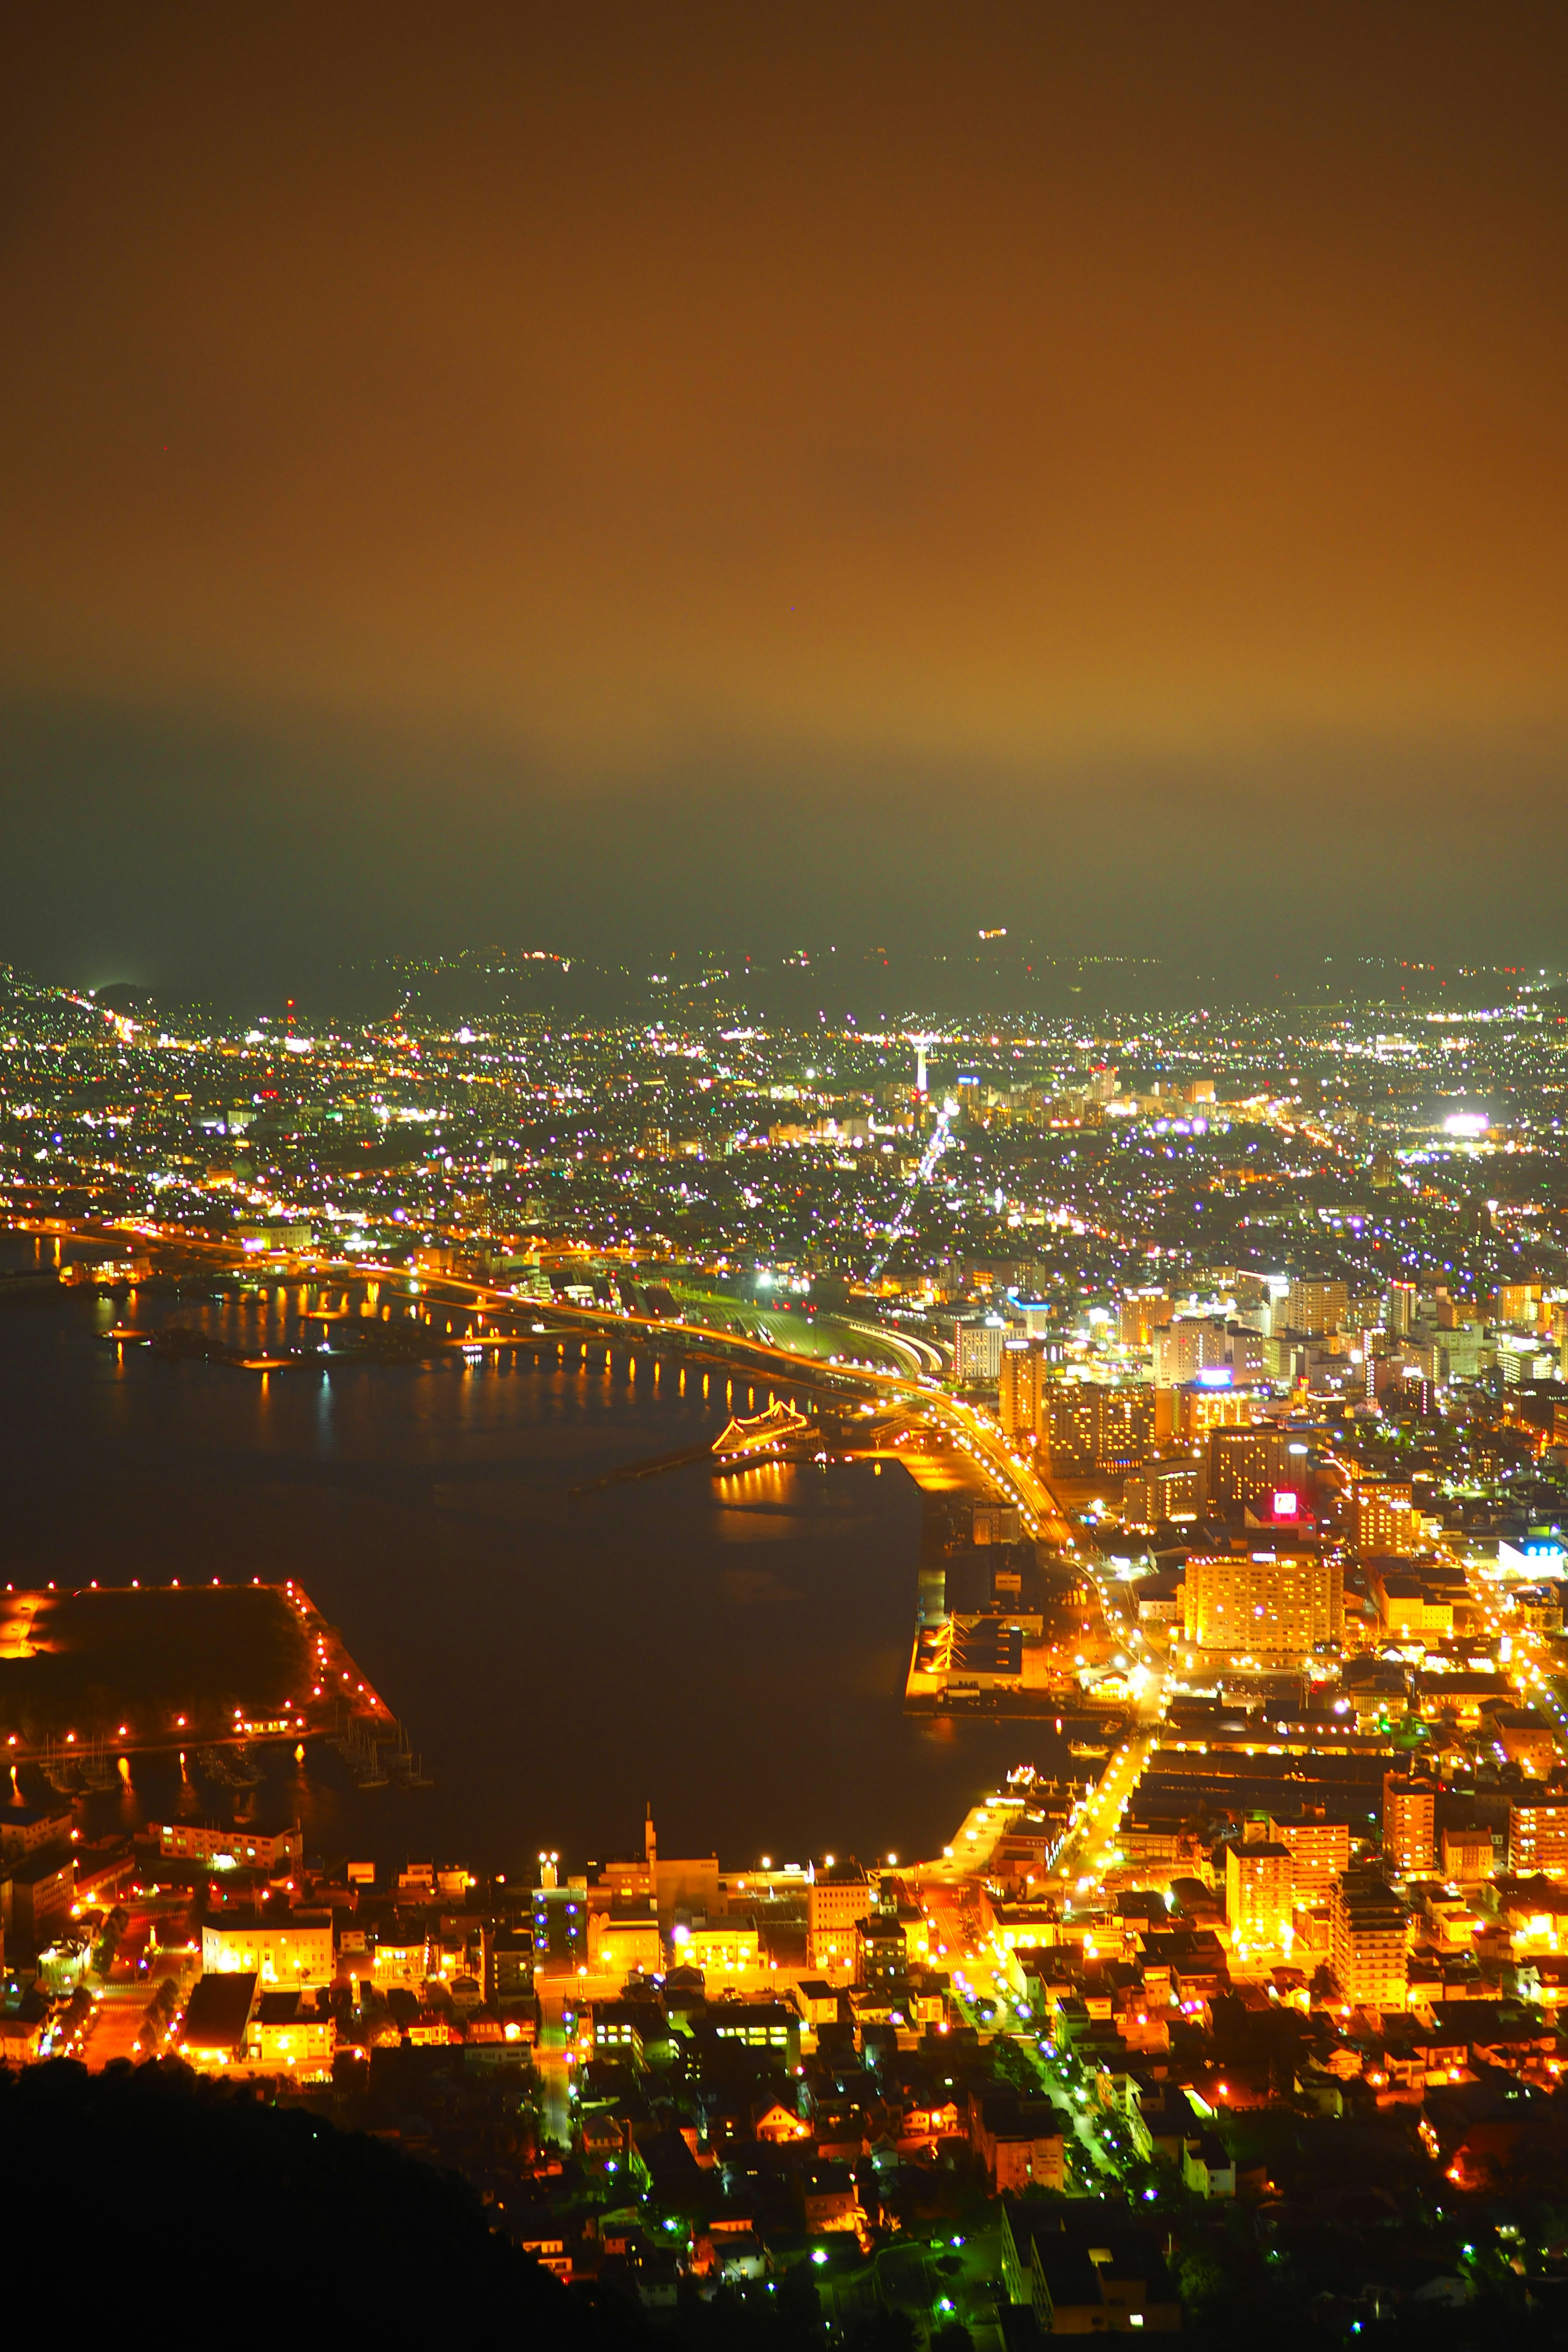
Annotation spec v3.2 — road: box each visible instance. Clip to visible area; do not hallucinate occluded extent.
[1456,1545,1568,1755]
[1049,1722,1161,1886]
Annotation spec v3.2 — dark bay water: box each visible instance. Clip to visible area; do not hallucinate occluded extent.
[0,1245,1045,1875]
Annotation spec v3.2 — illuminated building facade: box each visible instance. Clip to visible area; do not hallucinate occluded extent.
[1508,1802,1568,1877]
[1269,1813,1351,1896]
[1224,1838,1293,1946]
[998,1340,1043,1439]
[1354,1480,1417,1556]
[1382,1774,1437,1875]
[1285,1279,1349,1337]
[1329,1871,1408,2010]
[1207,1425,1299,1513]
[202,1917,334,1985]
[806,1861,873,1971]
[1180,1550,1343,1659]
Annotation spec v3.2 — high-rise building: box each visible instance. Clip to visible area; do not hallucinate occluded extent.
[1329,1870,1408,2010]
[1117,1292,1173,1347]
[1207,1425,1300,1513]
[1497,1282,1542,1329]
[1042,1385,1154,1474]
[998,1341,1043,1439]
[1158,1383,1256,1443]
[1385,1282,1420,1339]
[1354,1480,1417,1556]
[1122,1457,1206,1528]
[952,1320,1005,1383]
[1224,1838,1293,1947]
[1269,1813,1351,1897]
[1044,1384,1099,1472]
[1286,1279,1350,1338]
[1381,1774,1436,1875]
[1096,1388,1155,1472]
[1180,1549,1342,1660]
[1152,1317,1228,1385]
[1508,1801,1568,1877]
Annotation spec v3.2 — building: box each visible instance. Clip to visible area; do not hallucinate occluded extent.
[1122,1457,1205,1529]
[1045,1384,1156,1476]
[1329,1871,1408,2010]
[1182,2134,1237,2200]
[1442,1827,1495,1886]
[1224,1838,1293,1948]
[1287,1279,1350,1338]
[856,1909,907,1990]
[0,1849,75,1951]
[1383,1775,1437,1876]
[586,2000,652,2062]
[152,1823,303,1874]
[1413,1669,1512,1730]
[1495,1709,1555,1778]
[952,1321,1005,1383]
[0,1804,74,1863]
[806,1861,873,1971]
[1180,1550,1343,1660]
[1158,1381,1262,1443]
[1207,1425,1301,1513]
[1373,1580,1457,1637]
[972,1502,1022,1544]
[1118,1292,1173,1347]
[675,1913,760,1977]
[252,1990,334,2078]
[588,1897,662,1978]
[1269,1812,1352,1897]
[970,2091,1067,2193]
[1509,1802,1568,1877]
[1152,1316,1228,1385]
[998,1341,1043,1439]
[1001,2205,1180,2333]
[708,2000,800,2063]
[1385,1282,1420,1338]
[1369,1565,1452,1638]
[484,1925,535,2006]
[202,1915,334,1986]
[1514,1587,1564,1635]
[371,1932,427,1987]
[179,1971,260,2070]
[1353,1481,1417,1557]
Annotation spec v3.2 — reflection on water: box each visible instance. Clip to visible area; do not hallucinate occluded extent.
[0,1247,1062,1869]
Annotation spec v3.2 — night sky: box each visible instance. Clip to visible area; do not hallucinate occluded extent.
[3,4,1567,996]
